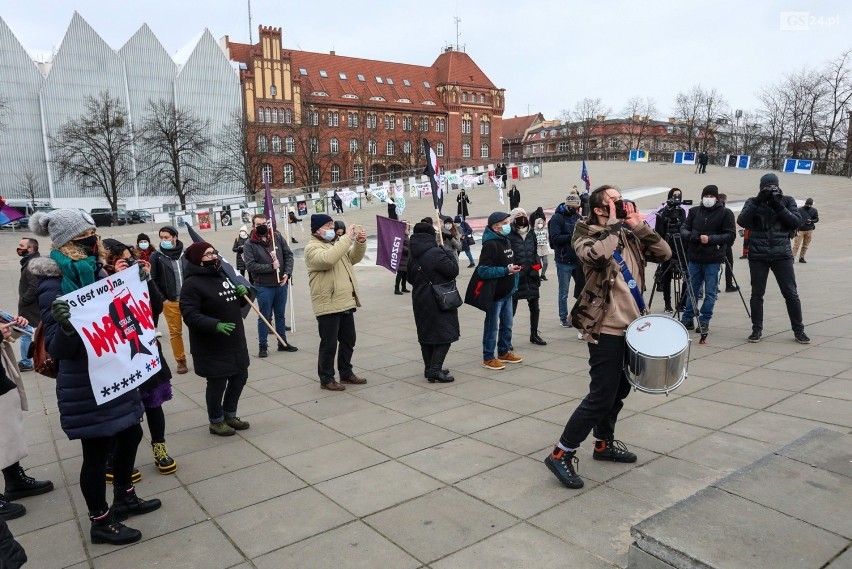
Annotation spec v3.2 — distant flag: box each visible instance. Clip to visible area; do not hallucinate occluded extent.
[0,197,24,226]
[262,171,277,232]
[580,160,591,192]
[423,139,443,212]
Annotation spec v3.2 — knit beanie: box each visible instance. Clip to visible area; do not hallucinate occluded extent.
[759,173,779,189]
[487,211,510,227]
[137,233,150,244]
[29,209,96,248]
[564,194,581,207]
[413,222,436,235]
[310,213,333,233]
[805,198,814,206]
[102,238,132,259]
[159,225,178,237]
[184,241,212,266]
[701,185,719,198]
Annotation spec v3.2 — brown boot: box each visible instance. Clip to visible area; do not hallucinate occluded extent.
[176,359,188,374]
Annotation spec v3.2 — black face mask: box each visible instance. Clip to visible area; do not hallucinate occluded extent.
[73,235,98,252]
[514,218,529,228]
[201,259,220,269]
[255,225,268,236]
[16,248,27,257]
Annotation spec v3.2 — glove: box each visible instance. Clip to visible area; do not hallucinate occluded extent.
[532,263,542,271]
[215,322,236,336]
[756,189,772,204]
[139,265,151,282]
[51,299,75,335]
[235,285,248,297]
[768,196,784,211]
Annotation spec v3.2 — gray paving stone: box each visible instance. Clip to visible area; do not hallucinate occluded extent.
[691,379,793,409]
[250,420,345,458]
[383,390,470,418]
[774,428,851,478]
[278,438,389,484]
[607,456,724,509]
[172,438,270,484]
[356,419,458,457]
[292,392,383,421]
[669,431,777,472]
[399,437,516,483]
[469,416,560,455]
[14,519,86,569]
[479,386,569,415]
[646,396,755,430]
[722,410,845,444]
[727,366,826,391]
[804,377,852,401]
[422,402,520,435]
[766,393,852,427]
[351,379,431,404]
[188,459,305,516]
[614,414,712,454]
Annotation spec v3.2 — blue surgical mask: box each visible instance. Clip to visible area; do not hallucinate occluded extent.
[500,224,511,235]
[138,242,149,250]
[322,229,336,241]
[160,240,174,250]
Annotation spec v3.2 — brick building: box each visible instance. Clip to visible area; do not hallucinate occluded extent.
[223,27,505,191]
[501,113,545,161]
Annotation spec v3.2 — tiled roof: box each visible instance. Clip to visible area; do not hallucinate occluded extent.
[432,49,496,88]
[502,114,542,140]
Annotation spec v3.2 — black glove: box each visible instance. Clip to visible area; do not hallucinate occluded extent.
[756,189,772,203]
[768,196,784,211]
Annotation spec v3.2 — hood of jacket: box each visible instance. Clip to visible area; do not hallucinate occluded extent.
[27,256,62,278]
[183,260,221,279]
[409,232,438,259]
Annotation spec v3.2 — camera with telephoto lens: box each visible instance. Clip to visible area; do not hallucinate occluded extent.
[665,196,693,208]
[768,187,782,198]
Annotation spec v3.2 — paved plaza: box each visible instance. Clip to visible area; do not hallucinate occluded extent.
[2,161,850,568]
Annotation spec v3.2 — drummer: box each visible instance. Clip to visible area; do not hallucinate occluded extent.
[544,185,671,489]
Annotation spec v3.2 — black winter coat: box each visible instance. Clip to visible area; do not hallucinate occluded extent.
[547,205,581,265]
[242,231,294,286]
[398,235,410,272]
[232,235,248,271]
[18,253,41,324]
[507,228,541,300]
[737,195,802,261]
[456,192,470,218]
[680,202,736,264]
[149,241,186,301]
[179,263,250,378]
[32,258,143,441]
[508,188,521,209]
[798,205,819,231]
[0,519,26,569]
[407,233,460,344]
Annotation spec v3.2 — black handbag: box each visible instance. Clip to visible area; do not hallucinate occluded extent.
[463,268,498,311]
[417,266,462,311]
[466,235,475,246]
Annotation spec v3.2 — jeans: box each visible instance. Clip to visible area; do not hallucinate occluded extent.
[681,262,720,325]
[316,310,356,384]
[80,423,143,513]
[482,295,513,360]
[255,283,288,347]
[206,372,248,423]
[555,262,575,322]
[463,248,475,266]
[559,334,632,449]
[19,329,33,367]
[748,258,804,333]
[162,301,185,361]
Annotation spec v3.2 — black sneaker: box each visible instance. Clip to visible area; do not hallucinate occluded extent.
[544,447,584,489]
[681,319,694,330]
[17,361,33,372]
[0,494,25,521]
[258,347,268,358]
[277,343,298,352]
[593,439,637,463]
[747,331,762,343]
[725,286,739,293]
[664,305,673,313]
[799,258,807,263]
[794,331,811,344]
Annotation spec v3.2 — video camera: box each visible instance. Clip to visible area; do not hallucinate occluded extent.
[665,196,693,208]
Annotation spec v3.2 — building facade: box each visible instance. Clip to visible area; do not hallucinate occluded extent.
[223,26,505,192]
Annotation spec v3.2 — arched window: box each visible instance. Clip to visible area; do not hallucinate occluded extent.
[331,164,341,183]
[310,165,320,184]
[284,109,292,124]
[257,135,268,153]
[480,119,490,135]
[283,164,294,184]
[462,143,471,158]
[368,139,377,155]
[419,117,429,132]
[271,135,281,153]
[271,108,278,123]
[480,143,489,158]
[349,138,358,153]
[265,108,272,123]
[436,142,444,157]
[436,118,445,133]
[330,137,339,153]
[386,140,395,155]
[261,163,273,185]
[285,136,295,153]
[461,92,467,102]
[258,107,265,123]
[403,140,411,154]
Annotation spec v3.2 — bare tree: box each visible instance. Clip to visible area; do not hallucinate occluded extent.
[0,97,9,135]
[808,51,852,173]
[620,96,659,150]
[49,91,135,217]
[673,85,706,151]
[697,87,728,152]
[571,97,611,159]
[782,69,822,159]
[758,84,791,169]
[217,110,264,199]
[136,99,214,209]
[738,111,768,157]
[16,170,47,203]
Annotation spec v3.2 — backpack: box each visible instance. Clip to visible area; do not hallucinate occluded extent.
[31,321,58,378]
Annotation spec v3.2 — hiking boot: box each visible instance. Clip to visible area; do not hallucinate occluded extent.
[681,319,694,330]
[794,331,811,344]
[258,346,268,358]
[747,330,762,343]
[482,359,505,370]
[0,494,25,521]
[321,381,346,391]
[105,467,142,485]
[175,358,188,374]
[593,439,637,463]
[426,370,455,383]
[530,333,547,346]
[394,290,403,295]
[111,485,162,522]
[277,343,298,352]
[90,508,141,545]
[544,447,584,489]
[424,368,449,378]
[224,416,251,430]
[151,442,177,475]
[209,421,236,436]
[3,464,54,500]
[402,288,410,293]
[497,351,523,364]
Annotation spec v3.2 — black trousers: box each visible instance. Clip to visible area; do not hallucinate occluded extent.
[420,343,451,375]
[748,258,804,333]
[80,423,143,513]
[205,372,248,423]
[723,245,735,288]
[317,310,356,384]
[395,271,408,292]
[559,334,631,449]
[512,296,540,333]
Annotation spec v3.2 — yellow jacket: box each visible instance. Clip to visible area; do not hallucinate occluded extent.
[304,235,366,316]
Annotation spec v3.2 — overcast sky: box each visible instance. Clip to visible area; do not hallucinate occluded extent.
[3,0,851,121]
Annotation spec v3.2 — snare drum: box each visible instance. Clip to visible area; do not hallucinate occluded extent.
[624,315,690,394]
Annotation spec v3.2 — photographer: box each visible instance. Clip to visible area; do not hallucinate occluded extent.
[737,173,809,344]
[652,188,688,312]
[678,185,736,335]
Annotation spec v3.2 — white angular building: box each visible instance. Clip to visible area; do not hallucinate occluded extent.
[0,13,242,210]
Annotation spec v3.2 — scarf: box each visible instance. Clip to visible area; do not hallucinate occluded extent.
[50,249,98,294]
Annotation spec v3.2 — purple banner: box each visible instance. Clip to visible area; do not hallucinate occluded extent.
[375,215,407,273]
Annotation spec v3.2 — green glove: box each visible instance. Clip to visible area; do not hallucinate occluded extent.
[139,265,151,282]
[51,299,75,335]
[215,322,236,336]
[235,285,248,297]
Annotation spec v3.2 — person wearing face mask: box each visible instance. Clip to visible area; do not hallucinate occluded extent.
[548,194,583,328]
[508,208,546,346]
[231,226,250,278]
[544,186,670,490]
[678,185,736,336]
[334,221,347,240]
[792,198,819,263]
[479,212,523,370]
[439,216,462,260]
[455,215,476,267]
[134,234,151,264]
[15,238,40,372]
[304,214,368,391]
[394,222,411,295]
[149,226,188,374]
[533,215,550,282]
[29,209,161,545]
[180,242,251,437]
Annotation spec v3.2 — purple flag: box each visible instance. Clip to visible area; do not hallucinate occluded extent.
[375,215,407,273]
[262,171,277,232]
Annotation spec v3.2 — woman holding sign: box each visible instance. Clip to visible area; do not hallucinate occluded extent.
[30,209,161,546]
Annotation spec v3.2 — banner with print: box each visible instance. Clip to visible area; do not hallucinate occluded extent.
[369,187,391,204]
[375,216,407,273]
[336,189,357,207]
[61,267,159,405]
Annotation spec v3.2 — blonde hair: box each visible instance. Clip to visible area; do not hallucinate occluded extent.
[54,233,107,261]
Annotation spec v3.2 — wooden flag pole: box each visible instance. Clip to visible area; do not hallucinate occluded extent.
[435,207,444,246]
[222,273,290,348]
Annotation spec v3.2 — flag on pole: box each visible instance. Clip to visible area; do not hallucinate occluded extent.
[0,197,24,226]
[580,160,591,192]
[375,215,407,273]
[262,171,277,232]
[185,224,255,318]
[423,139,443,212]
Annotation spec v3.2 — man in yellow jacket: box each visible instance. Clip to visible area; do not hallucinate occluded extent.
[304,214,368,391]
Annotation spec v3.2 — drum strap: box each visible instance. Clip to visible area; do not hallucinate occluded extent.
[613,249,647,314]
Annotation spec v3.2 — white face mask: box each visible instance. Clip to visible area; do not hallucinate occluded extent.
[322,229,336,241]
[443,223,452,231]
[702,197,717,208]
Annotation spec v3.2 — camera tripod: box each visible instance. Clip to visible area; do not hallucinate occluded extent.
[647,232,704,341]
[720,257,751,319]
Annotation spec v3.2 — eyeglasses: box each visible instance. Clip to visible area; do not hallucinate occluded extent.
[202,250,218,259]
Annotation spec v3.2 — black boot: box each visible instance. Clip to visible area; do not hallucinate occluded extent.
[2,463,54,500]
[0,493,25,521]
[111,484,162,522]
[104,453,141,484]
[530,331,547,345]
[426,344,454,383]
[90,508,141,545]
